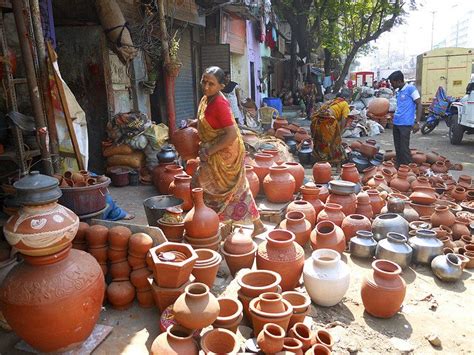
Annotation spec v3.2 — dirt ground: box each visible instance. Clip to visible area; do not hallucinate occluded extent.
[1,125,473,354]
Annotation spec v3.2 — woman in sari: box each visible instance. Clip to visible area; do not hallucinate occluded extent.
[189,66,266,236]
[310,92,350,163]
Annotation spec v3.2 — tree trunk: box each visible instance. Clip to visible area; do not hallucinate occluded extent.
[332,48,358,92]
[290,31,297,92]
[323,48,332,76]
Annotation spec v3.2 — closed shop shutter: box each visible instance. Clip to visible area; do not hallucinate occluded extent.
[175,28,195,124]
[201,44,231,73]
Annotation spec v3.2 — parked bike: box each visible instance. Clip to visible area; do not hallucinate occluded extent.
[421,86,458,135]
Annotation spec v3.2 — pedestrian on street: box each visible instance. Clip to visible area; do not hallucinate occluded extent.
[388,70,423,167]
[222,72,244,125]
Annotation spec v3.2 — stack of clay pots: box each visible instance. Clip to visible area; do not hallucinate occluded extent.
[129,233,154,307]
[191,248,222,288]
[157,207,185,242]
[72,221,89,250]
[221,227,257,277]
[86,225,109,275]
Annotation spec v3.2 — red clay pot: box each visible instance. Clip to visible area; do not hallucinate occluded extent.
[315,329,335,350]
[108,226,132,250]
[257,323,285,354]
[184,188,220,239]
[223,227,254,255]
[152,162,174,190]
[432,161,448,173]
[282,337,304,354]
[283,162,305,193]
[212,297,244,333]
[310,220,346,254]
[263,166,296,203]
[274,117,289,130]
[381,161,397,176]
[88,245,108,263]
[412,151,427,165]
[107,280,136,310]
[137,287,155,308]
[340,163,360,183]
[368,97,389,116]
[341,214,372,243]
[390,170,410,193]
[289,322,315,352]
[129,232,153,257]
[157,219,185,242]
[191,249,222,288]
[252,153,274,185]
[256,230,305,291]
[148,275,195,313]
[430,205,456,227]
[361,259,406,318]
[130,266,153,289]
[150,325,198,355]
[159,165,184,195]
[221,243,257,277]
[85,224,108,248]
[316,184,329,202]
[237,269,281,298]
[200,328,240,354]
[172,127,200,160]
[367,189,385,215]
[245,165,260,197]
[451,218,470,240]
[411,176,431,190]
[362,166,377,185]
[169,174,193,211]
[356,192,374,219]
[326,192,357,216]
[281,211,312,246]
[109,259,131,280]
[316,203,345,227]
[312,162,332,184]
[275,127,292,140]
[301,184,325,218]
[287,200,317,228]
[359,142,378,158]
[249,292,293,335]
[451,186,467,202]
[306,344,332,355]
[367,174,387,188]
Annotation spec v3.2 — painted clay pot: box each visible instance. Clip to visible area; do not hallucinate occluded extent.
[340,163,360,183]
[263,166,295,203]
[191,249,222,288]
[283,162,305,193]
[212,297,244,333]
[316,203,345,227]
[169,174,193,211]
[256,230,305,291]
[0,247,104,353]
[361,259,406,318]
[355,192,374,219]
[390,170,410,193]
[183,188,220,239]
[150,325,198,355]
[341,214,372,243]
[245,165,260,197]
[430,205,456,227]
[172,126,200,160]
[310,221,346,254]
[249,292,293,335]
[281,211,312,246]
[252,153,274,185]
[367,189,385,215]
[303,248,350,307]
[326,192,357,216]
[288,323,314,352]
[159,165,184,195]
[173,282,220,329]
[312,162,332,184]
[301,184,325,217]
[108,226,132,251]
[200,328,240,354]
[287,200,317,228]
[257,323,285,354]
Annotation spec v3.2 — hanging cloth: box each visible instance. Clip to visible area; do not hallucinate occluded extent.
[265,22,276,49]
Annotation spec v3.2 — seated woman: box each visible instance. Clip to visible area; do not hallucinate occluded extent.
[189,66,266,236]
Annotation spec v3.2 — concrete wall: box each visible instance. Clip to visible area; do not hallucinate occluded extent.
[231,52,249,99]
[246,20,263,107]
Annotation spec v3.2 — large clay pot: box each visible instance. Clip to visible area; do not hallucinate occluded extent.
[152,162,174,189]
[287,200,317,228]
[283,162,305,193]
[361,259,406,318]
[281,211,312,246]
[326,192,357,216]
[390,170,410,193]
[430,205,455,227]
[263,166,295,203]
[303,248,350,307]
[169,174,193,211]
[245,165,260,197]
[340,163,360,183]
[183,188,220,238]
[173,282,220,330]
[159,165,184,195]
[312,162,332,184]
[252,153,274,185]
[172,127,200,160]
[0,246,105,352]
[432,161,448,173]
[316,203,345,227]
[256,230,305,291]
[310,221,346,254]
[150,325,198,355]
[301,184,325,218]
[367,189,385,215]
[257,323,285,354]
[367,97,389,116]
[341,214,372,243]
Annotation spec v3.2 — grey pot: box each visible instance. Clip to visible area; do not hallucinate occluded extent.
[372,213,409,242]
[408,229,443,265]
[431,253,463,282]
[376,232,413,269]
[349,230,377,258]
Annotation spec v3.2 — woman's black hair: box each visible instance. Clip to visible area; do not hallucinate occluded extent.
[203,66,226,84]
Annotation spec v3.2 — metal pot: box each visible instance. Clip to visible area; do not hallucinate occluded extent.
[431,253,463,282]
[408,229,443,265]
[376,232,413,269]
[13,171,62,205]
[349,230,377,258]
[297,140,313,165]
[157,145,177,163]
[283,134,298,154]
[372,213,409,241]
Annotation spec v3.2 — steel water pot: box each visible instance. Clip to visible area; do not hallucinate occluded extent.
[408,229,443,264]
[375,232,413,269]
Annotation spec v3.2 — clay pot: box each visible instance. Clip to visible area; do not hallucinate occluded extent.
[191,249,222,288]
[368,97,389,116]
[108,226,132,250]
[390,170,410,193]
[221,243,257,278]
[0,247,104,353]
[312,162,332,184]
[276,128,292,140]
[282,337,304,354]
[148,275,195,313]
[75,222,89,242]
[223,227,254,255]
[200,328,240,354]
[310,221,346,254]
[152,162,175,189]
[411,176,431,190]
[451,186,467,202]
[356,192,374,219]
[129,232,153,257]
[316,184,330,202]
[110,259,131,280]
[249,292,293,335]
[326,192,357,216]
[245,165,260,197]
[426,151,439,164]
[212,297,243,333]
[106,279,136,310]
[367,174,387,189]
[237,269,281,298]
[287,200,317,228]
[263,166,295,203]
[359,142,378,158]
[273,117,289,130]
[295,128,311,142]
[172,126,200,160]
[430,205,456,227]
[409,190,437,205]
[315,329,335,350]
[173,282,220,329]
[130,266,153,290]
[340,163,360,183]
[380,161,397,175]
[157,219,185,242]
[362,166,377,185]
[281,291,311,327]
[85,224,109,248]
[411,151,427,164]
[150,325,198,355]
[184,188,220,239]
[169,174,193,211]
[432,161,448,173]
[257,323,285,354]
[301,184,325,217]
[361,259,406,318]
[410,202,436,218]
[252,153,275,184]
[136,288,155,308]
[306,344,332,355]
[281,211,312,246]
[256,230,305,291]
[316,203,345,227]
[451,218,470,240]
[283,162,305,193]
[159,165,184,195]
[367,189,385,215]
[341,214,372,243]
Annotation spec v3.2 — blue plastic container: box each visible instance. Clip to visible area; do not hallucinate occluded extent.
[262,97,283,116]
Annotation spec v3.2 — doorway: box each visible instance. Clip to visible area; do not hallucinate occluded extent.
[250,61,256,102]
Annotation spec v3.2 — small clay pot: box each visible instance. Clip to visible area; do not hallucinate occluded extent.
[107,280,136,310]
[316,203,345,227]
[340,163,360,183]
[237,269,281,298]
[257,323,285,354]
[312,162,332,184]
[109,259,131,280]
[212,297,244,333]
[249,292,293,335]
[280,211,312,246]
[191,249,222,288]
[289,322,314,352]
[130,266,153,289]
[200,328,240,354]
[282,337,304,354]
[281,291,311,328]
[129,232,154,257]
[315,329,335,350]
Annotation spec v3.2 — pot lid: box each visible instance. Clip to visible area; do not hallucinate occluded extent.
[13,171,62,205]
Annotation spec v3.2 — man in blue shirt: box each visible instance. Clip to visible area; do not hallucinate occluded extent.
[388,71,423,166]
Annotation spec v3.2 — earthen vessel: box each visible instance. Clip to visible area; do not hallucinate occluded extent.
[183,188,220,238]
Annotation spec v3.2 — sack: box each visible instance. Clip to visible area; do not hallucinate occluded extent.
[107,150,146,169]
[103,144,133,158]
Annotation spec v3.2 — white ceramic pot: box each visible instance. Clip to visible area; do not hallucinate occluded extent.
[303,248,350,307]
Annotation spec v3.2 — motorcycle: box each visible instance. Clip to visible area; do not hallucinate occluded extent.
[421,86,458,135]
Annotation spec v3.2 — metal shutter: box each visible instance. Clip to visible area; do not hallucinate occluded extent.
[201,44,231,73]
[175,29,195,123]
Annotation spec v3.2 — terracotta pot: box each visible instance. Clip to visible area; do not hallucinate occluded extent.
[412,151,427,164]
[295,128,311,143]
[191,249,222,288]
[222,227,253,255]
[283,162,305,193]
[312,162,332,184]
[200,328,240,354]
[282,337,304,354]
[169,174,193,211]
[221,243,257,277]
[88,246,108,263]
[359,142,378,158]
[245,165,260,197]
[273,116,289,130]
[306,344,332,355]
[281,211,312,246]
[367,174,387,188]
[287,200,317,228]
[409,191,437,205]
[289,323,314,352]
[281,291,311,326]
[130,266,153,289]
[129,232,153,257]
[380,161,397,175]
[108,226,132,250]
[84,224,109,249]
[432,161,448,173]
[340,163,360,183]
[430,205,456,227]
[157,219,185,242]
[458,174,472,186]
[152,162,174,190]
[315,329,335,350]
[257,323,285,354]
[316,203,345,227]
[301,184,325,218]
[451,218,470,241]
[316,184,330,202]
[410,202,436,217]
[368,97,389,116]
[150,325,198,355]
[256,230,305,291]
[75,222,89,242]
[148,275,195,313]
[136,288,155,308]
[184,188,220,239]
[451,186,467,202]
[411,176,431,190]
[249,292,293,334]
[252,153,274,185]
[310,221,346,254]
[159,165,184,195]
[390,171,410,192]
[237,269,281,298]
[263,166,295,203]
[106,279,136,310]
[367,189,385,215]
[341,214,372,243]
[212,297,243,333]
[361,259,406,318]
[0,247,104,353]
[356,192,374,219]
[172,127,200,160]
[384,150,396,161]
[350,140,362,151]
[109,259,131,280]
[362,166,377,185]
[173,282,220,329]
[326,192,357,216]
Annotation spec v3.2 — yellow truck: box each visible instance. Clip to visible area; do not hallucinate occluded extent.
[416,47,474,106]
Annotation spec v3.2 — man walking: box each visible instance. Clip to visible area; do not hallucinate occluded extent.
[388,70,423,166]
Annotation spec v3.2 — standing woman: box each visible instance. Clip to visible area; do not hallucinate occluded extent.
[189,66,266,236]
